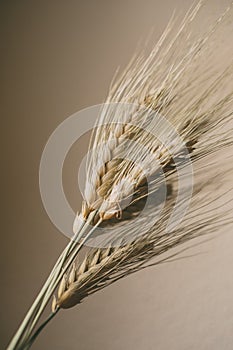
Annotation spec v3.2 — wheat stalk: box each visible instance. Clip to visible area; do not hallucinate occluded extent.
[7,2,233,349]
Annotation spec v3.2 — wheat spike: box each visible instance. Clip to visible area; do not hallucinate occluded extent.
[57,2,233,310]
[56,176,233,309]
[72,2,233,235]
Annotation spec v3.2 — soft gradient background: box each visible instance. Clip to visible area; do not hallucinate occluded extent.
[1,1,233,349]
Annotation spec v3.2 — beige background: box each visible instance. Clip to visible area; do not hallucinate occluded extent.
[1,1,233,349]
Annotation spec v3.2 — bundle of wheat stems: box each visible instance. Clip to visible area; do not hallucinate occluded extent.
[7,2,233,349]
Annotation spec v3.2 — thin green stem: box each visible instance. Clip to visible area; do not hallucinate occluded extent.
[7,211,98,350]
[23,309,60,350]
[26,216,99,342]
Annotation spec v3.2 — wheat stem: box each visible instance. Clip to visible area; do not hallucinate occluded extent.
[7,211,99,350]
[26,214,101,343]
[24,309,59,350]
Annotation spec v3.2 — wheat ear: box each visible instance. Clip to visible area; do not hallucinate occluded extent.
[55,174,233,310]
[58,0,233,316]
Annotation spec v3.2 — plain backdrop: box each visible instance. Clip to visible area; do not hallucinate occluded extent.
[1,1,233,349]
